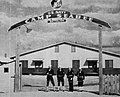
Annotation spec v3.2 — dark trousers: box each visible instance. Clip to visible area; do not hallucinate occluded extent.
[47,76,55,86]
[68,80,73,91]
[78,81,83,87]
[58,78,64,86]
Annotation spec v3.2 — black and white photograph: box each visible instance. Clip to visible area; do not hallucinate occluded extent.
[0,0,120,97]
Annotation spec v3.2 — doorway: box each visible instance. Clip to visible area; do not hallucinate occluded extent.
[51,60,58,74]
[72,60,80,74]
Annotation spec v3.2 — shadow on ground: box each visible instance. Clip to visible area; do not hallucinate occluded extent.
[74,83,99,87]
[23,84,120,96]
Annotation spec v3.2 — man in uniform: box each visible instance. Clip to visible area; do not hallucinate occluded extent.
[76,68,85,87]
[46,66,55,91]
[67,67,74,92]
[57,67,65,91]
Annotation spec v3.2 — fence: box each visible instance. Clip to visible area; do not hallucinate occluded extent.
[103,74,120,95]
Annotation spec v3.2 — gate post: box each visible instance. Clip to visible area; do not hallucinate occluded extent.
[119,74,120,93]
[14,28,20,92]
[19,62,22,91]
[98,25,103,95]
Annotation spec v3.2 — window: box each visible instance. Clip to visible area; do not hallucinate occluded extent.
[20,60,28,69]
[87,60,98,72]
[71,45,76,52]
[87,61,97,68]
[105,60,113,68]
[31,60,43,68]
[55,45,59,53]
[4,67,9,73]
[51,60,58,69]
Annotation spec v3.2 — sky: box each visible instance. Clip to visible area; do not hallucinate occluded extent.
[0,0,120,57]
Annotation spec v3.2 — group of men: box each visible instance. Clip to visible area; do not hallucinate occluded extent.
[46,66,85,92]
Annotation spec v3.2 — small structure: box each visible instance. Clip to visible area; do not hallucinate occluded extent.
[11,42,120,75]
[0,56,15,93]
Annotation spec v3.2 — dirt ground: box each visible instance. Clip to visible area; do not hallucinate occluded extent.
[0,75,119,97]
[22,75,99,92]
[1,91,119,97]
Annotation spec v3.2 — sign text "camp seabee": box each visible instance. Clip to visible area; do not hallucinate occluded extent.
[25,10,93,24]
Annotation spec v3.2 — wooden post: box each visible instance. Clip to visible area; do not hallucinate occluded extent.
[119,74,120,93]
[114,75,118,93]
[19,62,22,91]
[15,43,20,92]
[98,25,103,95]
[14,28,20,92]
[106,75,110,94]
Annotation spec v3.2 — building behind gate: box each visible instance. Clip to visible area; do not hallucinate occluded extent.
[11,42,120,75]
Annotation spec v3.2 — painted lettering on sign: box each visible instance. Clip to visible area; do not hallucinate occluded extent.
[47,18,66,23]
[8,10,111,31]
[24,10,93,24]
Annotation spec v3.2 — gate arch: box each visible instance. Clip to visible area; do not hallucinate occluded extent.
[8,10,111,31]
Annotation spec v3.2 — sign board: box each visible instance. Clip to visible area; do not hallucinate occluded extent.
[8,0,111,31]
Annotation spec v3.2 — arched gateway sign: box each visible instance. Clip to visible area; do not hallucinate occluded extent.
[8,10,111,31]
[8,0,111,31]
[8,0,111,94]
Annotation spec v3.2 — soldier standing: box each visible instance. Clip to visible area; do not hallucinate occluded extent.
[46,66,55,91]
[57,67,65,91]
[67,67,74,92]
[76,68,85,87]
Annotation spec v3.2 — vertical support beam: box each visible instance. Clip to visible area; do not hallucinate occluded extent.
[19,62,22,91]
[14,28,20,92]
[98,25,103,95]
[119,74,120,93]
